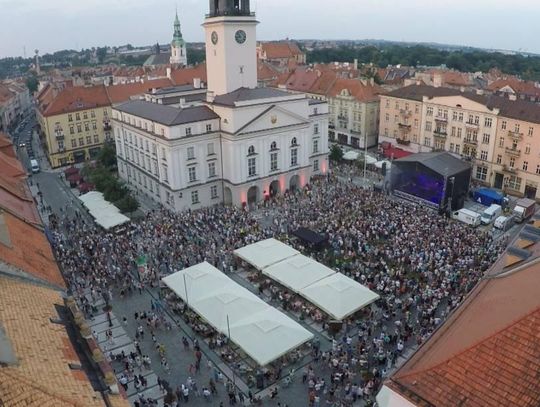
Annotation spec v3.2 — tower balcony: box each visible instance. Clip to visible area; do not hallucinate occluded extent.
[505,147,521,157]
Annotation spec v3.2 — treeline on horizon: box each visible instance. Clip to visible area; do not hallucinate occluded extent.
[306,45,540,81]
[3,43,540,82]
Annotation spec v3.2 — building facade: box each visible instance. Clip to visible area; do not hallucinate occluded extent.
[0,81,31,132]
[113,0,329,211]
[170,11,188,66]
[379,85,540,200]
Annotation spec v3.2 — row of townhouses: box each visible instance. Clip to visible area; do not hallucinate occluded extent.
[379,85,540,200]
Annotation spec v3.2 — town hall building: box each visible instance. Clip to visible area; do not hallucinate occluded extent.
[113,0,329,211]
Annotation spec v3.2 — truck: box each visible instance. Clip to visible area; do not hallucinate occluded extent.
[473,188,505,207]
[513,198,536,223]
[494,215,514,231]
[481,204,502,225]
[452,208,481,227]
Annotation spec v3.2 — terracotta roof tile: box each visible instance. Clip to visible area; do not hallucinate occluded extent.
[0,211,64,287]
[328,78,383,102]
[170,63,207,86]
[106,78,174,104]
[0,276,104,407]
[40,85,110,117]
[261,41,303,60]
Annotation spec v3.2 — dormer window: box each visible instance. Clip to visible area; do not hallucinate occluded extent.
[291,137,298,147]
[270,141,277,151]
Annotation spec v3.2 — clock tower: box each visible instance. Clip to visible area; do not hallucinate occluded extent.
[204,0,258,96]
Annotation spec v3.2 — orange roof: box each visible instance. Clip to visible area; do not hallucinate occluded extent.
[261,41,303,60]
[170,63,207,86]
[281,68,321,93]
[0,211,64,287]
[257,61,281,81]
[40,85,110,117]
[106,78,174,104]
[386,235,540,406]
[0,276,104,407]
[0,83,15,103]
[0,133,16,158]
[328,77,383,102]
[488,77,540,96]
[309,71,338,96]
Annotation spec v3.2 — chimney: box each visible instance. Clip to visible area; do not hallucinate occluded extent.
[166,67,171,80]
[193,78,201,89]
[353,58,358,71]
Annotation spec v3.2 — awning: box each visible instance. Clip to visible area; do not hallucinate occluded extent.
[234,238,300,270]
[291,227,327,247]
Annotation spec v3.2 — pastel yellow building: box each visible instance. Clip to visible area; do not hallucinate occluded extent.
[36,85,112,168]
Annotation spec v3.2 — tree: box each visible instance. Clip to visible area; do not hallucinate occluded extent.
[96,47,108,64]
[25,75,39,93]
[104,182,127,203]
[97,142,117,169]
[329,144,343,162]
[116,194,139,215]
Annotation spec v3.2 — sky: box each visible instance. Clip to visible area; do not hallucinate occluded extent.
[0,0,539,58]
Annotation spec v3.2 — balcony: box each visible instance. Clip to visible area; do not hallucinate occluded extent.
[396,138,411,146]
[465,121,479,128]
[400,109,412,117]
[103,123,112,131]
[463,138,478,146]
[502,164,517,173]
[505,147,521,157]
[433,129,447,139]
[507,130,523,141]
[434,115,448,123]
[398,123,412,131]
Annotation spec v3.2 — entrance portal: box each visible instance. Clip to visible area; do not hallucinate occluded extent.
[269,180,280,197]
[247,186,259,205]
[224,187,233,206]
[289,175,300,192]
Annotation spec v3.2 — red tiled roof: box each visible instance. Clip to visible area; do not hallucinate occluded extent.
[261,41,303,60]
[170,64,207,86]
[386,242,540,407]
[106,78,174,104]
[40,85,110,117]
[0,133,16,158]
[328,78,383,103]
[257,61,281,81]
[488,78,540,96]
[281,68,321,93]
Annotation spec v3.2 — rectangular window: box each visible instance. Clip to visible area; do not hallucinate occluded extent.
[496,155,502,164]
[525,144,531,154]
[161,147,167,161]
[70,126,74,135]
[452,111,458,121]
[415,105,420,114]
[162,165,169,183]
[414,119,418,129]
[449,143,454,152]
[480,150,488,161]
[208,162,216,177]
[206,124,212,132]
[185,127,192,136]
[188,167,197,182]
[86,136,91,144]
[211,185,218,199]
[484,117,492,128]
[385,113,389,122]
[270,152,278,171]
[68,114,73,122]
[458,112,463,122]
[451,127,456,137]
[248,157,256,177]
[455,144,460,154]
[426,107,433,116]
[314,124,319,134]
[313,140,319,153]
[290,148,298,166]
[474,115,480,125]
[476,166,488,181]
[207,143,215,155]
[187,146,195,160]
[75,113,80,121]
[58,140,64,150]
[314,159,319,172]
[425,121,432,131]
[523,161,529,171]
[482,133,490,144]
[424,137,431,147]
[78,137,84,146]
[92,121,97,130]
[515,123,520,133]
[507,175,522,191]
[77,124,82,133]
[84,122,90,131]
[191,190,199,204]
[83,112,88,120]
[501,120,507,130]
[528,127,534,136]
[91,110,95,118]
[499,137,504,148]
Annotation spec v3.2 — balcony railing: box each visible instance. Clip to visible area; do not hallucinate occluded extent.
[433,129,447,138]
[104,123,112,131]
[400,109,412,117]
[434,116,448,122]
[505,147,521,157]
[398,123,412,130]
[502,164,517,173]
[465,121,479,128]
[463,138,478,146]
[507,130,523,141]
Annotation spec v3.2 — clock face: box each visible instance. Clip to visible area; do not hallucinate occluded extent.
[211,31,218,45]
[235,30,247,44]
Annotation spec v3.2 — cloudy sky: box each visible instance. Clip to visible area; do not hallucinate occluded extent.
[0,0,537,58]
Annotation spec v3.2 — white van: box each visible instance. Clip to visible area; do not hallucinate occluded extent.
[452,208,481,227]
[30,159,40,174]
[494,215,514,231]
[481,204,502,225]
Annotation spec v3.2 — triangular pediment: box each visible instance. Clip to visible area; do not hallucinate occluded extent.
[428,95,494,114]
[237,104,309,135]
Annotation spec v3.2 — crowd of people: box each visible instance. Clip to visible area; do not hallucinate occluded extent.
[50,166,507,406]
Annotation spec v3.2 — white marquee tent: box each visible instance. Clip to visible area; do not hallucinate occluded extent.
[299,273,380,320]
[79,191,129,230]
[234,238,300,270]
[162,262,313,366]
[263,255,335,291]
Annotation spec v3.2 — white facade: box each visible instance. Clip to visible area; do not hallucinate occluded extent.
[113,0,329,211]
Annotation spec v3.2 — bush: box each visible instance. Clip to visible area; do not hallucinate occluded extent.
[329,144,343,162]
[116,194,139,215]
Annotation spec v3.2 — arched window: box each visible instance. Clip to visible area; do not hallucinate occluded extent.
[248,145,255,155]
[291,137,297,147]
[270,141,277,150]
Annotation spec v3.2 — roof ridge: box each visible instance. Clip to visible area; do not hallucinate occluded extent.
[394,305,540,381]
[0,367,84,406]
